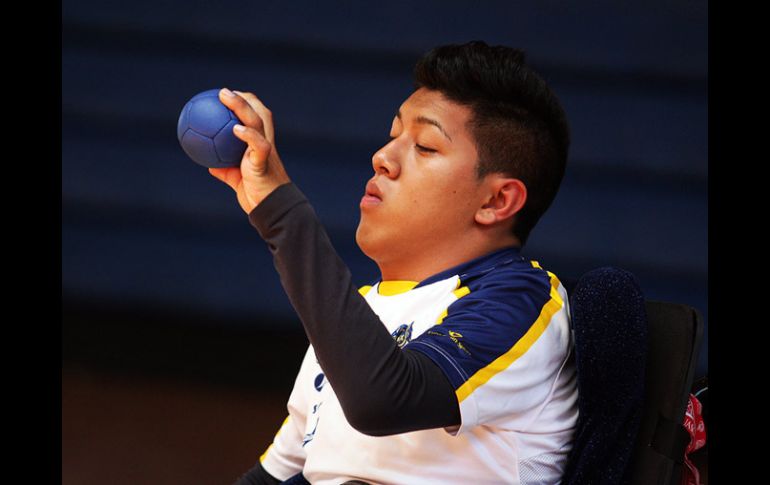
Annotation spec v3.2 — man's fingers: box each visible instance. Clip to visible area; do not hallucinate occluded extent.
[219,88,265,136]
[233,91,275,143]
[233,124,272,164]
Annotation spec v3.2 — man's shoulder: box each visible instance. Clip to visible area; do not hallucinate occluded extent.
[462,254,558,296]
[426,253,570,370]
[439,252,568,330]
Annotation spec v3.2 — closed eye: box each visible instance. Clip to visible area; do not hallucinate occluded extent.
[386,136,436,154]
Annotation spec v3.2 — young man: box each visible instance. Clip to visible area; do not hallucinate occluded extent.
[210,41,577,485]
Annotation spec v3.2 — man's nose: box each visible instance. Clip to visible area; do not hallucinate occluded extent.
[372,143,401,179]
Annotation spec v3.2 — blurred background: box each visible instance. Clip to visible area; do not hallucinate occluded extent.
[62,1,708,483]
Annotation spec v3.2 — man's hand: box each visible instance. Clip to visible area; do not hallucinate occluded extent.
[208,88,291,214]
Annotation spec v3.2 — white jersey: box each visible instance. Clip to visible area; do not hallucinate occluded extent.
[260,248,578,484]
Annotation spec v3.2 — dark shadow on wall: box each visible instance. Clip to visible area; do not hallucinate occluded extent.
[63,298,310,485]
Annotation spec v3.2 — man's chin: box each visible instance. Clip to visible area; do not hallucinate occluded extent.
[355,222,382,262]
[355,224,371,256]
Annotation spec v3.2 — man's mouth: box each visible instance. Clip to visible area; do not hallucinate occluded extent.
[360,180,383,207]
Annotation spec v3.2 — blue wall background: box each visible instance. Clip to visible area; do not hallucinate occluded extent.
[62,1,708,376]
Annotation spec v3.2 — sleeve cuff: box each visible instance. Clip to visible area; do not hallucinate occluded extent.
[247,183,307,237]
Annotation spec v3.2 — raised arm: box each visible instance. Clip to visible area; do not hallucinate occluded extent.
[208,89,460,436]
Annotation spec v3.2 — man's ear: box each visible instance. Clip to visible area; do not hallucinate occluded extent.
[474,177,527,226]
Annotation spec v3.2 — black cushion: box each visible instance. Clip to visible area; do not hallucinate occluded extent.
[561,267,648,485]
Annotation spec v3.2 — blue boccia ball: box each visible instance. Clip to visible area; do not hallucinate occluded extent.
[177,89,248,168]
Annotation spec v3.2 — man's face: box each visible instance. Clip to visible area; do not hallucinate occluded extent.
[356,88,485,272]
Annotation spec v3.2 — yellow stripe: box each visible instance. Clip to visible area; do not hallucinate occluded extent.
[259,415,291,463]
[259,444,274,463]
[436,283,471,324]
[455,271,563,403]
[358,285,373,296]
[378,280,419,296]
[436,309,449,324]
[530,260,542,269]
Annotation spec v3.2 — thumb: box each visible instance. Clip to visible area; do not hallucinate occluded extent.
[209,167,228,181]
[242,137,273,177]
[208,167,242,191]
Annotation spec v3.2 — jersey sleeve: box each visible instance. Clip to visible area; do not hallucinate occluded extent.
[404,266,573,435]
[258,346,314,480]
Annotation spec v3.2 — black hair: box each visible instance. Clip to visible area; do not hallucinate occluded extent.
[413,40,570,246]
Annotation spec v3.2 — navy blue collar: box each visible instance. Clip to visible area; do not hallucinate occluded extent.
[413,245,523,289]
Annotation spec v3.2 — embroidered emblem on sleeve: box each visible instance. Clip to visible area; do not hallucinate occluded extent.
[391,322,414,348]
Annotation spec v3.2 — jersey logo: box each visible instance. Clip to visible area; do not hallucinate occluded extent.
[427,329,471,356]
[302,425,317,447]
[303,401,323,447]
[391,321,414,348]
[314,373,326,391]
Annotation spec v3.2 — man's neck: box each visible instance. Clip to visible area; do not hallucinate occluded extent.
[378,236,520,282]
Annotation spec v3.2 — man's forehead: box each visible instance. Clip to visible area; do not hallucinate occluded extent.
[394,88,470,135]
[398,88,454,117]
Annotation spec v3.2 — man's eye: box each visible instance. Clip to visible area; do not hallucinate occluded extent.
[415,144,436,153]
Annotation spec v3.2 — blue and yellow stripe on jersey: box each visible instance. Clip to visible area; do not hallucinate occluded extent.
[403,246,563,402]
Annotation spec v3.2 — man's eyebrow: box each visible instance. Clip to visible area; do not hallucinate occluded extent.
[396,110,452,142]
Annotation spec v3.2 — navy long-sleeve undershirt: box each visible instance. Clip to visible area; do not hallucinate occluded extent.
[248,183,460,436]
